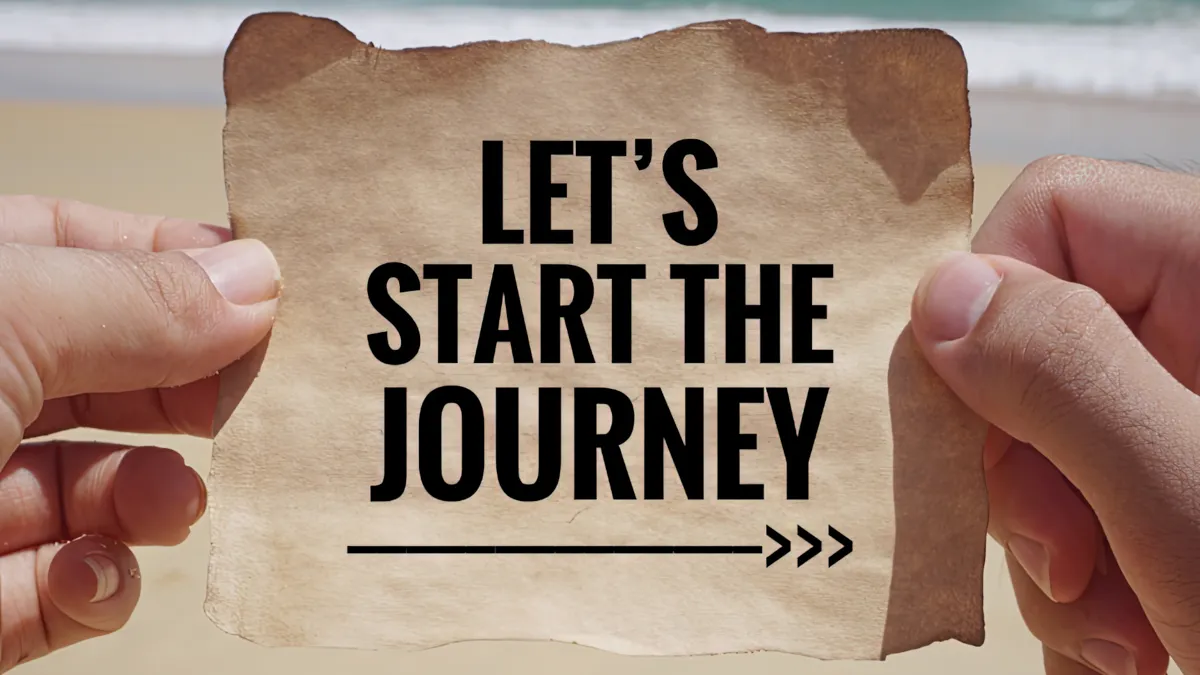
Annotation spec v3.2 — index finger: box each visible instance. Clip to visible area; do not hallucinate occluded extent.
[0,195,230,251]
[973,155,1200,316]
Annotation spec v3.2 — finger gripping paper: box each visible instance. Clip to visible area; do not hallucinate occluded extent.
[207,12,989,661]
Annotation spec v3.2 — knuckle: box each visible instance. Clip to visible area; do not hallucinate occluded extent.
[49,197,69,246]
[0,553,51,672]
[66,392,96,429]
[124,251,222,342]
[1021,154,1104,190]
[0,342,40,447]
[0,247,48,442]
[982,283,1123,433]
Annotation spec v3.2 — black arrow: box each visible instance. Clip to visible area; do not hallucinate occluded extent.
[348,545,762,555]
[348,524,847,568]
[828,526,853,567]
[796,525,822,568]
[765,525,791,568]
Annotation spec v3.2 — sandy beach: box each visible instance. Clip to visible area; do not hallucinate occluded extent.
[0,27,1197,675]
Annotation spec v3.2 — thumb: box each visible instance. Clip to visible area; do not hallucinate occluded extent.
[910,252,1200,667]
[0,240,279,459]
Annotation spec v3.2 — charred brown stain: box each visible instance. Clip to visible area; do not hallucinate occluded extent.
[882,326,988,656]
[837,30,972,204]
[224,13,360,107]
[714,21,971,204]
[225,16,971,207]
[225,12,552,106]
[709,20,845,100]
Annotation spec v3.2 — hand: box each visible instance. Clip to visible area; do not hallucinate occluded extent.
[0,196,278,671]
[910,156,1200,675]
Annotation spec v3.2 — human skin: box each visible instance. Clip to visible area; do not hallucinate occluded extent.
[3,155,1199,673]
[0,195,279,671]
[911,156,1200,675]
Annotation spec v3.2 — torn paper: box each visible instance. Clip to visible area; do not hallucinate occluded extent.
[206,12,989,660]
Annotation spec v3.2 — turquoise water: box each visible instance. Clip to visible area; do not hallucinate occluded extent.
[62,0,1200,25]
[4,0,1200,99]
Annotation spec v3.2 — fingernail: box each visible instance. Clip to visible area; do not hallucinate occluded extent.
[189,239,280,306]
[83,552,121,603]
[1081,639,1137,675]
[1008,534,1055,600]
[915,252,1001,342]
[189,468,208,522]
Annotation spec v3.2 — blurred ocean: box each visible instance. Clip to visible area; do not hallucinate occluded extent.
[2,0,1200,99]
[13,0,1200,23]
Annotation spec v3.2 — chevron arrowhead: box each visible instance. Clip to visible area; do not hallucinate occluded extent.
[765,525,791,568]
[828,525,853,567]
[796,524,822,568]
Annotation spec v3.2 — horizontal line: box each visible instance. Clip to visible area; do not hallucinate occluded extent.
[347,545,764,555]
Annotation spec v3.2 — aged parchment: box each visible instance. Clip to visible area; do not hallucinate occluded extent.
[206,12,989,660]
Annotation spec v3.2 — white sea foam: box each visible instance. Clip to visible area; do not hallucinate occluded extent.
[1,1,1199,100]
